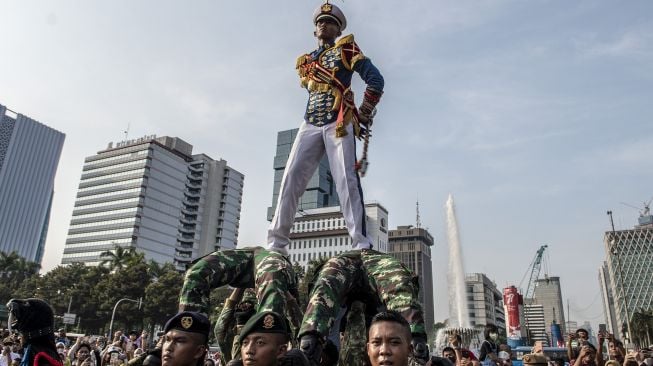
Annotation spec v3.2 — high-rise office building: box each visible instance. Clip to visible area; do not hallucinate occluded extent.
[602,212,653,341]
[523,303,548,343]
[388,225,435,333]
[464,273,506,334]
[287,202,388,269]
[62,135,243,270]
[598,262,619,335]
[0,104,65,264]
[267,128,339,220]
[531,276,566,338]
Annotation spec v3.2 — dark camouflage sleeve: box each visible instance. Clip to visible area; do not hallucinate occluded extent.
[178,249,256,314]
[214,298,237,350]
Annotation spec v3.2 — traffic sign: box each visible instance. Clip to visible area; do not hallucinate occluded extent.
[63,313,76,325]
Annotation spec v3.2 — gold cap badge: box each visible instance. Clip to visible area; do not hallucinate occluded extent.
[262,314,275,329]
[180,316,193,329]
[321,3,332,12]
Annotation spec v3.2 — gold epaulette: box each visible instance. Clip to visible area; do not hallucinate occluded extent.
[337,34,366,70]
[335,34,355,47]
[296,54,310,69]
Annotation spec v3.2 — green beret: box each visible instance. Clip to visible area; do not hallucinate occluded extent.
[164,311,210,342]
[522,353,548,365]
[238,311,288,343]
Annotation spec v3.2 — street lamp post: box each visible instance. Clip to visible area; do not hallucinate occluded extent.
[607,210,633,346]
[108,297,142,340]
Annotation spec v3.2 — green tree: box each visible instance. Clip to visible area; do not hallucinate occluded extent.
[143,267,183,328]
[95,260,150,333]
[146,260,171,280]
[0,251,41,304]
[631,309,653,347]
[99,245,139,271]
[13,263,111,334]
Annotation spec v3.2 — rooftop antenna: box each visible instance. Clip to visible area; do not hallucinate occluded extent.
[123,122,130,140]
[416,197,421,229]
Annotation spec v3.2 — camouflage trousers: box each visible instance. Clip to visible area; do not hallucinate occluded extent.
[338,300,369,366]
[178,247,301,333]
[299,249,426,340]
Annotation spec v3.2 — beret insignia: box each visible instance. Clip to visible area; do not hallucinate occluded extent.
[263,314,275,329]
[181,316,193,329]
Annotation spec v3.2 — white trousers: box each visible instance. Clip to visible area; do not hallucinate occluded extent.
[267,121,372,254]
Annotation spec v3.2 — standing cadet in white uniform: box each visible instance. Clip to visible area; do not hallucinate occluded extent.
[267,2,384,255]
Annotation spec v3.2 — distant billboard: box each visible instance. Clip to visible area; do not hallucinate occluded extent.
[503,286,523,340]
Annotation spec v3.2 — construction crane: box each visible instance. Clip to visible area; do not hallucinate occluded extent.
[519,244,548,345]
[621,196,653,226]
[522,245,548,301]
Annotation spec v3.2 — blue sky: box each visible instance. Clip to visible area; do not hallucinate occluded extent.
[1,1,652,329]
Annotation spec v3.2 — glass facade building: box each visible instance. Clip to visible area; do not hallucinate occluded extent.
[601,217,653,342]
[62,136,243,270]
[267,128,339,220]
[0,104,65,265]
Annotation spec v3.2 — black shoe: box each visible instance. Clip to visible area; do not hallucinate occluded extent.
[299,334,323,366]
[412,336,430,362]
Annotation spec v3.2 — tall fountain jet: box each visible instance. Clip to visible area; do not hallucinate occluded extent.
[446,193,471,328]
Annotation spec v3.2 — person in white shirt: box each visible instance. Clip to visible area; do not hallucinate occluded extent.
[1,338,21,366]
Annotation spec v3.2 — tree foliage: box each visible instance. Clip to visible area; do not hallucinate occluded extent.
[0,251,41,304]
[99,245,140,271]
[630,309,653,347]
[0,250,191,335]
[143,266,183,328]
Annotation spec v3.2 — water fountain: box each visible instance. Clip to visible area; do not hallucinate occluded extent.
[433,194,482,355]
[446,193,470,329]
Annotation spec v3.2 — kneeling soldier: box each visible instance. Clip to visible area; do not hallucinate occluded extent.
[239,311,291,366]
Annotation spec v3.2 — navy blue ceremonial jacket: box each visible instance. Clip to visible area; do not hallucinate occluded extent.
[296,34,384,126]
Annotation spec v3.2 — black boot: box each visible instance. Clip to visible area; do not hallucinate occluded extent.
[412,335,430,363]
[299,333,323,366]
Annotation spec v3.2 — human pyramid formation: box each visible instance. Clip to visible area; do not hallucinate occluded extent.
[7,2,428,366]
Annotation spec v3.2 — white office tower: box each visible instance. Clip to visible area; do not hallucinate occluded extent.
[62,136,243,270]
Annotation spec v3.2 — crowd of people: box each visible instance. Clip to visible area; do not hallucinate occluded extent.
[4,297,653,366]
[1,327,155,366]
[564,328,652,366]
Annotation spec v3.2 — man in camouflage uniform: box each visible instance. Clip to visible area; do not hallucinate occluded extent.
[338,300,368,366]
[214,288,257,362]
[299,249,429,365]
[178,247,302,339]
